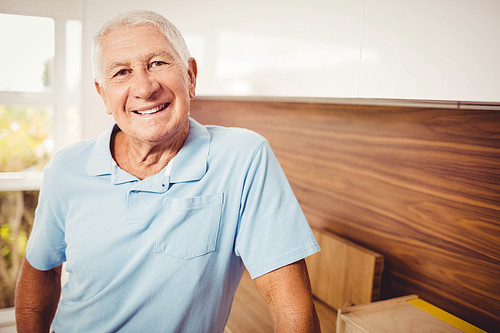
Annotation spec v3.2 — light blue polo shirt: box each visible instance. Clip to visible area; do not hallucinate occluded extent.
[26,118,320,332]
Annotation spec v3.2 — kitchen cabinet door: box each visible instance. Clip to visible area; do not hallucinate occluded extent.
[359,0,500,102]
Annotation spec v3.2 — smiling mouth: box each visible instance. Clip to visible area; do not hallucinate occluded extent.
[133,103,170,115]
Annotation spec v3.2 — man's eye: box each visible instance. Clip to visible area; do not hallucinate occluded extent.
[150,61,168,69]
[113,69,130,77]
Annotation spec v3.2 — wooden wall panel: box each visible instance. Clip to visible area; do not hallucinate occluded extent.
[190,99,500,332]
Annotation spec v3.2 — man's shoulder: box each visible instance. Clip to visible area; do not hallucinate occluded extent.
[205,125,267,149]
[44,138,97,174]
[201,125,273,172]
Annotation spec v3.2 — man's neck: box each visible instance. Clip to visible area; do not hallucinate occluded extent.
[111,128,187,180]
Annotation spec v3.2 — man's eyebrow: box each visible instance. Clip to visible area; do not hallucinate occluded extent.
[107,62,129,71]
[105,51,175,71]
[150,50,176,60]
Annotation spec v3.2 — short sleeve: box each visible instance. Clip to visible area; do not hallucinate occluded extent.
[234,141,320,279]
[26,160,67,270]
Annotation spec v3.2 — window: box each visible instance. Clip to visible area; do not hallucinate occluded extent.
[0,0,81,310]
[0,10,81,189]
[0,14,55,93]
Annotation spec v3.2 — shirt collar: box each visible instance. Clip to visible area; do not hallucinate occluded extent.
[85,118,209,184]
[85,124,116,177]
[169,118,209,183]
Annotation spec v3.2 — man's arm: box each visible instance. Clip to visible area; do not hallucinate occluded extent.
[15,257,62,333]
[254,259,321,332]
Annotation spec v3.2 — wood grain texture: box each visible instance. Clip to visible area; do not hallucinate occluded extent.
[306,227,384,310]
[190,99,500,332]
[224,270,337,333]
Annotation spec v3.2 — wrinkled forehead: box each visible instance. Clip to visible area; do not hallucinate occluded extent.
[100,23,179,63]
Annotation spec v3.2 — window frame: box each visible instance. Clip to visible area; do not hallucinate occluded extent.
[0,0,82,191]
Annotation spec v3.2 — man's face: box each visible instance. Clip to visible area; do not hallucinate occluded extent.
[95,24,196,145]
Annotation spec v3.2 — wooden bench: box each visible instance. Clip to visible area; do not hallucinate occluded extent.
[225,270,338,333]
[225,228,384,332]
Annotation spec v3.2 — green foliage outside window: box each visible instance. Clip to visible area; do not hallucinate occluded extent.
[0,105,53,172]
[0,105,52,308]
[0,191,38,308]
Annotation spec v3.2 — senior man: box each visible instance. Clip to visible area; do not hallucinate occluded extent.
[15,10,321,333]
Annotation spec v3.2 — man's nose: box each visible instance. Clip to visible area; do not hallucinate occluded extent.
[131,69,160,99]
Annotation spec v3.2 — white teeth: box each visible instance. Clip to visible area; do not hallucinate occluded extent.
[135,103,167,115]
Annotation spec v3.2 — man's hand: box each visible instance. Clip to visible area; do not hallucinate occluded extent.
[254,259,321,332]
[15,257,62,333]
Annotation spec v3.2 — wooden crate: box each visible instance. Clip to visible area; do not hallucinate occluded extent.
[336,295,486,333]
[306,227,384,310]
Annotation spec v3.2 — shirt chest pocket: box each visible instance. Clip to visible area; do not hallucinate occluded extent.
[155,193,223,259]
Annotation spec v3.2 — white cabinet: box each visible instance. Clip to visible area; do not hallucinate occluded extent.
[359,0,500,102]
[81,0,500,139]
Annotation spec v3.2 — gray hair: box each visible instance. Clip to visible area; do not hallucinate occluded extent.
[92,10,191,84]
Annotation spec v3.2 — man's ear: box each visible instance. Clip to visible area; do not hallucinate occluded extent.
[187,58,198,99]
[95,81,112,115]
[95,81,104,97]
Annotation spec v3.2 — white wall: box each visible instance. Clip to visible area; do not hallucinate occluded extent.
[81,0,500,139]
